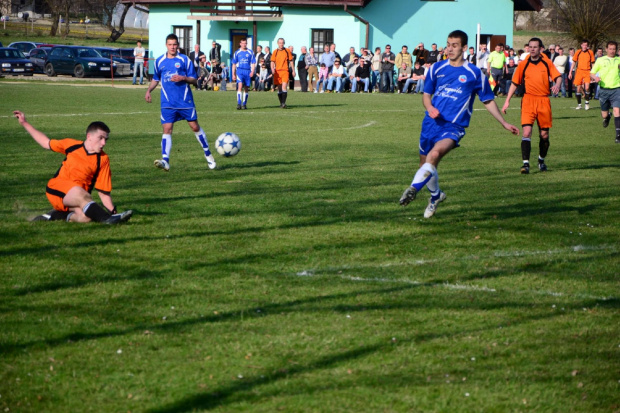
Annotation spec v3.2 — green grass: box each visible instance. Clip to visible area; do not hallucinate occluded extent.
[0,81,618,412]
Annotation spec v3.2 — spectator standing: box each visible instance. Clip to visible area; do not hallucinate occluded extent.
[209,41,221,62]
[330,43,342,63]
[263,46,272,67]
[288,45,297,91]
[476,43,489,76]
[380,45,396,93]
[520,44,530,61]
[297,46,308,92]
[197,55,209,90]
[305,47,319,91]
[413,43,429,66]
[466,46,476,65]
[553,47,568,97]
[132,40,146,85]
[395,45,413,69]
[253,45,264,90]
[320,45,335,74]
[371,47,382,92]
[342,47,360,67]
[487,43,506,95]
[189,44,205,70]
[427,43,440,65]
[567,48,575,98]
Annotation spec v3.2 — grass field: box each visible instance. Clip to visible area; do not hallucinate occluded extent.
[1,81,619,412]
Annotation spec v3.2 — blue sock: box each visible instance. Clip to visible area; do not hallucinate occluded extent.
[237,91,242,105]
[194,128,211,156]
[162,134,171,162]
[410,163,436,192]
[243,91,248,105]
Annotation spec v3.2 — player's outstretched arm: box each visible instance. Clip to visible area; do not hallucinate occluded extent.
[483,100,519,135]
[501,82,518,114]
[13,111,51,150]
[97,191,115,213]
[422,93,440,119]
[145,79,159,103]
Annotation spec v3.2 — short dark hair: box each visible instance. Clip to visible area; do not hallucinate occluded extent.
[166,33,179,44]
[581,39,589,45]
[86,121,110,135]
[447,30,468,47]
[529,37,544,48]
[607,40,619,49]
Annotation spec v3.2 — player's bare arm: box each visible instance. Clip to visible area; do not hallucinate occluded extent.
[484,99,519,135]
[423,93,440,119]
[145,79,159,103]
[13,111,51,149]
[502,82,519,114]
[550,76,562,96]
[97,191,116,213]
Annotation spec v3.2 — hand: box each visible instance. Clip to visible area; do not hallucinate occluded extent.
[568,72,572,80]
[503,122,519,135]
[13,110,26,125]
[145,90,152,103]
[232,75,236,82]
[170,74,186,82]
[428,106,440,119]
[550,83,560,95]
[501,100,509,114]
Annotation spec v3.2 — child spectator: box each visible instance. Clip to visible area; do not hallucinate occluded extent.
[315,63,329,93]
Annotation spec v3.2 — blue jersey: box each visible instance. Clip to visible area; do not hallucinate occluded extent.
[232,49,256,71]
[423,60,494,128]
[153,53,197,109]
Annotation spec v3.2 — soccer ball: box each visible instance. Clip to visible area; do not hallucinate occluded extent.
[215,132,241,157]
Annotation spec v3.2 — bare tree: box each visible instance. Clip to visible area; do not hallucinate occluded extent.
[549,0,620,49]
[82,0,131,42]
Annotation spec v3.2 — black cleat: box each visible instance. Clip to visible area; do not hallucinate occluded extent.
[31,213,52,222]
[603,115,611,128]
[103,210,133,225]
[616,136,620,144]
[237,104,242,110]
[538,161,547,172]
[520,163,530,174]
[281,104,287,109]
[399,186,417,206]
[242,105,247,110]
[31,209,70,222]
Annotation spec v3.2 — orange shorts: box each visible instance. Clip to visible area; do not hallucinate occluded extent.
[273,70,289,86]
[573,70,591,87]
[521,94,552,129]
[46,178,81,212]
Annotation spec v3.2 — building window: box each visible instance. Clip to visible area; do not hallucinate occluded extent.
[312,29,334,58]
[173,26,193,55]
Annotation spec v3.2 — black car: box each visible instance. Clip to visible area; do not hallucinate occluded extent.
[0,47,34,76]
[28,47,52,74]
[45,46,116,78]
[92,47,132,76]
[8,41,44,55]
[120,48,149,72]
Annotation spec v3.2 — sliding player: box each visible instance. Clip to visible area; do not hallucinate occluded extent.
[399,30,519,218]
[13,111,132,224]
[232,38,256,110]
[569,40,595,110]
[502,38,562,174]
[145,33,216,172]
[590,40,620,144]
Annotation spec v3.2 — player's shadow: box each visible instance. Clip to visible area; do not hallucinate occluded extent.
[249,103,345,110]
[216,160,300,170]
[558,163,620,171]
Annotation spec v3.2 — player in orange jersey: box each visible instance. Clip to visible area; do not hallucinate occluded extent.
[13,111,132,224]
[502,38,562,174]
[569,40,595,110]
[270,37,295,108]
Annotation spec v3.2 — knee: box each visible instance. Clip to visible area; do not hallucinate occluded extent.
[539,131,549,140]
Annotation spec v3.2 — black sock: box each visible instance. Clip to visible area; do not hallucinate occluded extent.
[585,92,590,102]
[576,93,582,104]
[615,117,620,137]
[521,138,531,162]
[282,92,287,105]
[49,210,70,221]
[83,201,111,222]
[539,137,549,159]
[278,92,283,104]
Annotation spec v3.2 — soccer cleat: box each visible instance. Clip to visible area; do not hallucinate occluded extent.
[31,213,52,222]
[399,186,417,206]
[154,159,170,172]
[242,105,247,110]
[424,191,446,219]
[206,154,217,169]
[575,104,581,110]
[520,163,530,174]
[585,103,590,111]
[237,104,242,110]
[603,116,611,128]
[103,210,133,225]
[616,136,620,144]
[281,104,287,109]
[538,160,547,172]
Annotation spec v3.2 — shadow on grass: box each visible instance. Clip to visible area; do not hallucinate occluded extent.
[247,103,346,110]
[215,160,300,171]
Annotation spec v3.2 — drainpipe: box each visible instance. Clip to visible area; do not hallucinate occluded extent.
[343,4,369,50]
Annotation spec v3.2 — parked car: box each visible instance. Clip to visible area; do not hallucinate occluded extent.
[28,47,52,73]
[45,46,116,78]
[0,47,34,76]
[119,48,150,73]
[91,47,132,76]
[8,41,44,55]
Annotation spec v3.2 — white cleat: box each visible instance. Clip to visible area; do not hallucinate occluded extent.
[575,104,582,110]
[154,159,170,172]
[424,191,447,218]
[585,103,590,111]
[206,154,217,170]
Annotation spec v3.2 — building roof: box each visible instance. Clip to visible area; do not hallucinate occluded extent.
[514,0,543,12]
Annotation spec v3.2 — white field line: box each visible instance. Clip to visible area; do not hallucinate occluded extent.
[294,245,618,301]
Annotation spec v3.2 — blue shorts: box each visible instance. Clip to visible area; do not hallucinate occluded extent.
[160,107,197,125]
[419,115,465,156]
[236,69,252,87]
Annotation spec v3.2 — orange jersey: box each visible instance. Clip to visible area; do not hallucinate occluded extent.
[511,55,561,96]
[271,48,293,72]
[572,49,595,72]
[49,139,112,194]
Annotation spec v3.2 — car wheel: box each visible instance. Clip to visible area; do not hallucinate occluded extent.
[74,64,85,78]
[45,63,56,77]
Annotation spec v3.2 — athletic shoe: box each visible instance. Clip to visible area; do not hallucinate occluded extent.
[616,136,620,144]
[585,103,590,110]
[237,104,242,110]
[242,105,247,110]
[31,212,52,222]
[538,160,547,172]
[281,104,287,109]
[575,104,582,110]
[399,186,417,206]
[314,90,318,94]
[520,163,530,174]
[319,90,324,93]
[154,159,170,172]
[206,154,217,170]
[103,210,133,225]
[424,191,446,218]
[603,116,611,128]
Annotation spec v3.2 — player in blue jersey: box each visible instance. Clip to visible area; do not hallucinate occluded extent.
[399,30,519,218]
[232,38,256,110]
[145,33,216,172]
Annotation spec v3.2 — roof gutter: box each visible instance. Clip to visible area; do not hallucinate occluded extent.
[343,4,369,50]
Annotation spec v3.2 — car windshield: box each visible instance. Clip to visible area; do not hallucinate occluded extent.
[75,48,101,58]
[0,49,26,59]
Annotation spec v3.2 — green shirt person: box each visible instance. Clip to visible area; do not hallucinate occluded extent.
[589,40,620,144]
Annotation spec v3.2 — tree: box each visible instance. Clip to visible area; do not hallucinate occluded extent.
[549,0,620,49]
[82,0,131,42]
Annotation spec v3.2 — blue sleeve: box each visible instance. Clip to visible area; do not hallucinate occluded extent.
[251,51,256,64]
[232,51,238,65]
[423,65,436,94]
[186,56,197,78]
[153,58,161,81]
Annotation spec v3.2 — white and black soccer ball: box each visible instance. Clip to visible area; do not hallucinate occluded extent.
[215,132,241,157]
